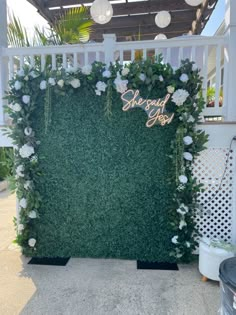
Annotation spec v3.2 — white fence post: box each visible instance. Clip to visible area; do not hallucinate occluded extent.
[0,0,8,126]
[103,34,116,65]
[224,0,236,121]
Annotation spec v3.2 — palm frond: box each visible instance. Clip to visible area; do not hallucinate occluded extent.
[8,11,31,47]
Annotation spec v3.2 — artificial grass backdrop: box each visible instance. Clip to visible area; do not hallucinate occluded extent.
[32,88,177,261]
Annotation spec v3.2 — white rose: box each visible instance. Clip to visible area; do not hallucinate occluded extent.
[24,180,32,190]
[172,89,189,106]
[40,80,47,90]
[57,79,64,88]
[179,219,187,230]
[183,136,193,146]
[121,68,130,76]
[183,152,193,161]
[179,175,188,184]
[96,81,107,92]
[28,238,36,247]
[48,77,56,86]
[70,78,81,89]
[10,103,22,112]
[28,210,37,219]
[16,165,24,177]
[18,224,24,233]
[82,65,92,75]
[66,67,77,73]
[14,81,22,90]
[186,242,191,248]
[24,76,29,81]
[139,73,146,81]
[180,73,189,83]
[159,75,164,82]
[167,86,175,94]
[17,69,25,77]
[22,95,30,104]
[19,144,35,158]
[24,127,33,136]
[187,115,195,123]
[19,198,27,209]
[95,89,101,96]
[114,76,128,94]
[177,204,189,215]
[171,236,179,244]
[192,64,198,71]
[102,70,111,78]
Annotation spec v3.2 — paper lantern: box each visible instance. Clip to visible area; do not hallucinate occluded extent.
[155,11,171,28]
[185,0,203,6]
[90,0,113,24]
[154,34,167,40]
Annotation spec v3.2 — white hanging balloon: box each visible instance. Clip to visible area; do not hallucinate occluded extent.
[155,11,171,28]
[185,0,203,6]
[154,34,167,40]
[90,0,113,24]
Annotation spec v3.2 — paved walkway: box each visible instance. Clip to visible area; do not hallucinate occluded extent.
[0,191,220,315]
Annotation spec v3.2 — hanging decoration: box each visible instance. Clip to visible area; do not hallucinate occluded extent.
[155,11,171,28]
[90,0,113,24]
[185,0,203,6]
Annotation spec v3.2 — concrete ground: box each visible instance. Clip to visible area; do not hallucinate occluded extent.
[0,191,220,315]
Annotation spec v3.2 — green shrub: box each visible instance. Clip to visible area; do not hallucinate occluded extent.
[0,148,13,181]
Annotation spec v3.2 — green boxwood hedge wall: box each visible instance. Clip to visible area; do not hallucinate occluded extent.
[32,88,177,261]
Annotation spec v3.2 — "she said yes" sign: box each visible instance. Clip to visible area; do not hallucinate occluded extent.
[121,89,174,128]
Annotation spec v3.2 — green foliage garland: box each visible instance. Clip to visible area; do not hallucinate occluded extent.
[4,58,208,261]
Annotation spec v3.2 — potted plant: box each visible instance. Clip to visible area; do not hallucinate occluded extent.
[207,87,223,107]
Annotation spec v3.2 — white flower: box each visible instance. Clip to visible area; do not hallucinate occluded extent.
[66,67,77,73]
[14,81,22,90]
[19,144,35,158]
[121,68,130,76]
[39,80,47,90]
[24,127,33,136]
[18,224,24,233]
[24,76,29,81]
[10,103,22,112]
[57,79,64,88]
[95,89,101,96]
[179,175,188,184]
[180,73,189,83]
[139,73,146,81]
[48,77,56,86]
[24,180,32,190]
[70,78,81,89]
[172,89,189,106]
[22,95,30,104]
[19,198,27,209]
[183,136,193,146]
[114,75,128,94]
[167,86,175,94]
[187,115,195,123]
[171,236,179,244]
[96,81,107,92]
[186,241,191,248]
[192,64,198,71]
[16,165,24,177]
[183,152,193,161]
[28,238,36,247]
[179,219,187,230]
[28,210,37,219]
[177,204,189,215]
[102,70,111,78]
[159,75,164,82]
[82,65,92,75]
[17,69,25,77]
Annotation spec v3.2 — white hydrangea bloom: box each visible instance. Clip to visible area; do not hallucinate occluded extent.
[22,95,30,104]
[48,77,56,86]
[172,89,189,106]
[183,152,193,161]
[167,86,175,94]
[9,103,22,112]
[114,74,128,94]
[57,79,64,88]
[82,65,92,75]
[177,204,189,215]
[14,81,22,90]
[95,90,101,96]
[28,210,37,219]
[179,219,187,230]
[102,70,111,78]
[96,81,107,92]
[171,236,179,244]
[19,144,35,158]
[70,79,81,88]
[139,73,146,81]
[180,73,189,83]
[179,175,188,184]
[121,68,130,76]
[28,238,36,247]
[19,198,27,209]
[16,165,24,177]
[183,136,193,146]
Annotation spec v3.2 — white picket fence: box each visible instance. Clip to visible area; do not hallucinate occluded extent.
[0,34,227,126]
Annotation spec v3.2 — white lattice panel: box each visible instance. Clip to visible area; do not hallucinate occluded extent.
[193,148,234,242]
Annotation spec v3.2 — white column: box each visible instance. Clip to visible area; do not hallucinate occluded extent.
[224,0,236,121]
[0,0,8,126]
[103,34,116,65]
